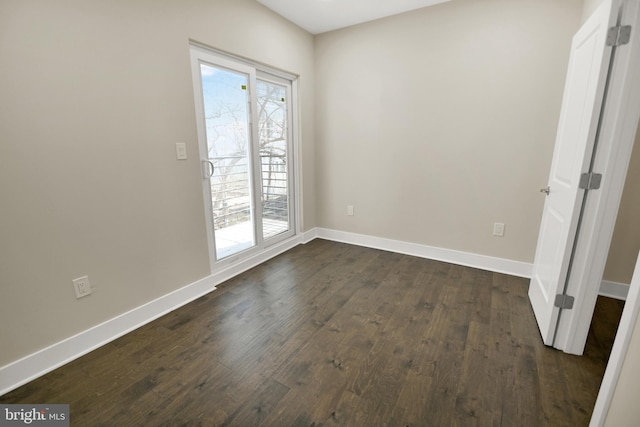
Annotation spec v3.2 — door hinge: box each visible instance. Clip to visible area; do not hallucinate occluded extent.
[607,25,631,46]
[554,294,575,310]
[579,172,602,190]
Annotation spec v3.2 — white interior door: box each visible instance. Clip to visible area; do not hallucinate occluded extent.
[528,0,618,346]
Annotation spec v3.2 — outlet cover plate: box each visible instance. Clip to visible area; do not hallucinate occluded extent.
[73,276,92,299]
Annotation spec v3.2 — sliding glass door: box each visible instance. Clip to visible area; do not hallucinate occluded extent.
[199,63,255,259]
[257,78,292,241]
[191,47,295,265]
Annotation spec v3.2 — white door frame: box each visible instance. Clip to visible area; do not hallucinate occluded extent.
[553,0,640,355]
[589,1,640,423]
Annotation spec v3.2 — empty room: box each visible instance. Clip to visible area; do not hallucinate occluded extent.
[2,0,640,425]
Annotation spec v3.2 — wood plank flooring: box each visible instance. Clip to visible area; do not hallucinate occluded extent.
[0,239,624,426]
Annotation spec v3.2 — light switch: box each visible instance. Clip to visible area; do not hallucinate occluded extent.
[176,142,187,160]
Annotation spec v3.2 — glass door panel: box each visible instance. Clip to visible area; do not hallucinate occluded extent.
[191,46,297,268]
[257,80,291,240]
[199,63,255,260]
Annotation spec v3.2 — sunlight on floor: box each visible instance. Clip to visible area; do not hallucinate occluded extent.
[215,218,288,259]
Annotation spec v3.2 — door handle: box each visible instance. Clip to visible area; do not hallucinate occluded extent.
[540,186,550,195]
[202,160,214,179]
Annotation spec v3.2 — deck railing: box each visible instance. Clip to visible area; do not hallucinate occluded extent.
[209,154,288,233]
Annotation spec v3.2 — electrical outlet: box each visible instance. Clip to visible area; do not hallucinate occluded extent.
[347,205,354,216]
[493,222,505,237]
[73,276,92,299]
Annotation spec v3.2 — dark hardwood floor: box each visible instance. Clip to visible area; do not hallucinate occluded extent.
[0,239,624,426]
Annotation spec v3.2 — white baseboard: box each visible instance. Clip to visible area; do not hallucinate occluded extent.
[0,226,625,396]
[0,274,220,397]
[315,228,533,278]
[599,280,630,300]
[315,228,629,300]
[301,227,318,243]
[0,233,311,397]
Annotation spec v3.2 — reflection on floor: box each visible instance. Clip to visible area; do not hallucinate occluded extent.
[215,218,288,259]
[585,295,625,366]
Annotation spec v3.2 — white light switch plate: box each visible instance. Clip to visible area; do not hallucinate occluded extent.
[176,142,187,160]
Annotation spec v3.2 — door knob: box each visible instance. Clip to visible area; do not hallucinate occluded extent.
[540,186,550,195]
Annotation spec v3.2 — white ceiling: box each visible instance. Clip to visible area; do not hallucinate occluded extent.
[256,0,451,35]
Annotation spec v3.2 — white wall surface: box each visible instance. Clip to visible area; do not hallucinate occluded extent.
[0,0,315,367]
[604,249,640,426]
[315,0,583,263]
[604,315,640,425]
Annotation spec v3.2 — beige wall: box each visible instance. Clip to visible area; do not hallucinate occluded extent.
[604,122,640,284]
[582,0,606,22]
[315,0,583,262]
[3,0,636,394]
[0,0,315,367]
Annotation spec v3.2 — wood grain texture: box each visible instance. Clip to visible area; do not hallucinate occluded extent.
[0,240,623,426]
